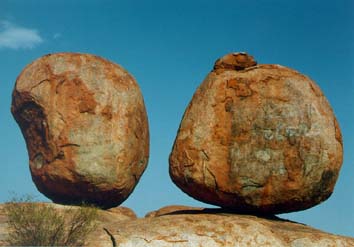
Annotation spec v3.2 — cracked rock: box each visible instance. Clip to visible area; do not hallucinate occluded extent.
[1,204,353,247]
[213,52,257,72]
[169,52,343,214]
[106,206,354,247]
[11,53,149,208]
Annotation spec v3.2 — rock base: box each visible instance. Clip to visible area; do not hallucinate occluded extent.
[1,204,352,247]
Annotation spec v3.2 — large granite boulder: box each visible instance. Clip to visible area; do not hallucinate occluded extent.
[106,206,354,247]
[11,53,149,208]
[1,204,352,247]
[169,52,343,214]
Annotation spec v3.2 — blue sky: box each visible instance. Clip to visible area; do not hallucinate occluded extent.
[0,0,353,237]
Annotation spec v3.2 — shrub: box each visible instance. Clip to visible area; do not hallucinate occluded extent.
[4,196,98,246]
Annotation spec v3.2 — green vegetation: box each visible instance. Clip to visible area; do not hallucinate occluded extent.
[4,196,98,246]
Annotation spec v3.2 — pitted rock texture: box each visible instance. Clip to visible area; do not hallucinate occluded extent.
[106,206,354,247]
[169,52,343,214]
[214,52,257,72]
[11,53,149,208]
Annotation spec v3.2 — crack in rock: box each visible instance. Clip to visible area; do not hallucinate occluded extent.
[103,228,117,247]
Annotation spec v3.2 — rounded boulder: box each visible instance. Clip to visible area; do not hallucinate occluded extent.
[169,52,343,214]
[11,53,149,208]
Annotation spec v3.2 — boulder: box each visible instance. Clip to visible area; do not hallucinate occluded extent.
[1,204,352,247]
[107,206,354,247]
[11,53,149,208]
[214,52,257,71]
[169,52,343,214]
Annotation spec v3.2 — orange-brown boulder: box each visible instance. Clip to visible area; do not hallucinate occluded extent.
[169,52,343,214]
[11,53,149,208]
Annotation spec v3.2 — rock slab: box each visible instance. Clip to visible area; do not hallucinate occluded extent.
[1,204,352,247]
[110,206,354,247]
[169,52,343,214]
[11,53,149,208]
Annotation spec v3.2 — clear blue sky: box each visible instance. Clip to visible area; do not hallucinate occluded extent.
[1,0,353,237]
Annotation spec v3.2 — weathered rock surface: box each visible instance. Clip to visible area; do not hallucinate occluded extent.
[169,52,343,214]
[214,52,257,72]
[106,206,354,247]
[0,203,136,247]
[11,53,149,208]
[145,204,204,218]
[1,204,352,247]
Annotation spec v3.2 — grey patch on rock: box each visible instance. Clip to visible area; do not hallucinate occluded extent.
[254,149,271,162]
[241,177,263,192]
[311,170,336,200]
[33,153,44,169]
